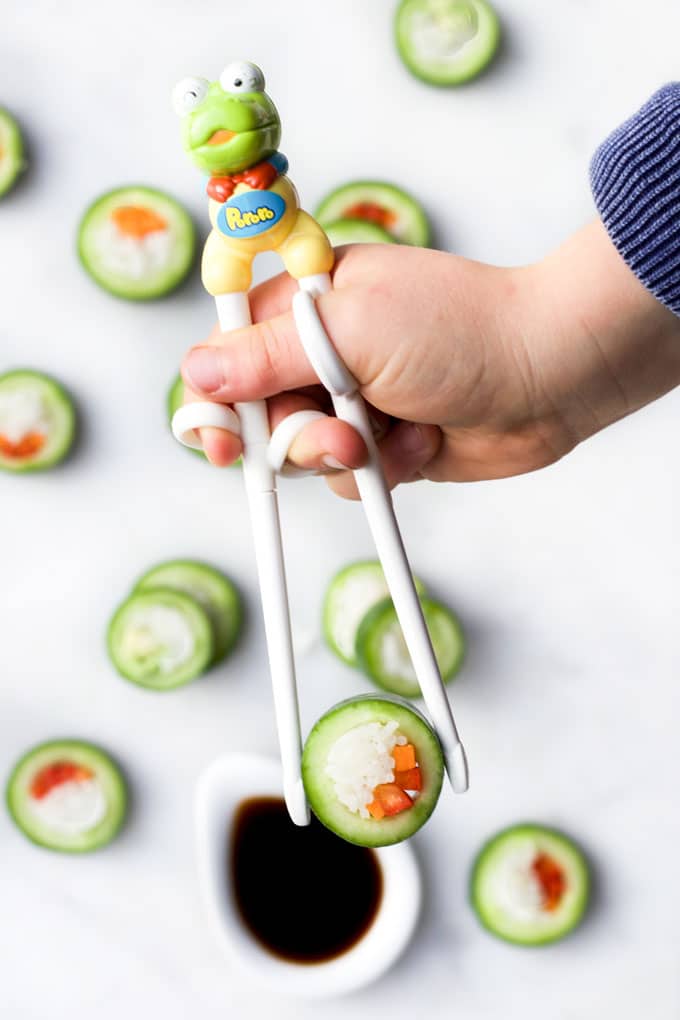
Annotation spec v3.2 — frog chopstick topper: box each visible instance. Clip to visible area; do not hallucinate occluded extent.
[172,61,333,325]
[171,62,469,826]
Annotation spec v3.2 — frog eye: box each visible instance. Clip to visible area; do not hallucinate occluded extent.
[219,61,265,95]
[172,77,210,117]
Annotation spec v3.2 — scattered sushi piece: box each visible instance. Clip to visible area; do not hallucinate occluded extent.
[315,182,430,247]
[470,824,591,945]
[302,695,444,846]
[395,0,501,86]
[356,595,465,698]
[6,739,127,852]
[134,559,242,664]
[107,588,213,690]
[323,218,396,247]
[0,107,25,196]
[77,186,196,299]
[323,560,426,668]
[0,369,76,473]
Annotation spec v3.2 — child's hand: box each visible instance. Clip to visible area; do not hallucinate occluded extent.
[181,220,680,498]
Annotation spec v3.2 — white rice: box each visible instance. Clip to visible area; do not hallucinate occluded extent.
[488,838,547,922]
[93,219,174,281]
[410,6,479,61]
[381,628,417,685]
[0,387,50,444]
[121,605,195,673]
[325,721,407,818]
[330,571,390,661]
[30,778,106,835]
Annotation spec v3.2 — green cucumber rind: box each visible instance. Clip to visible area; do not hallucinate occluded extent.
[0,369,76,473]
[107,587,214,690]
[323,218,396,246]
[77,185,196,300]
[315,181,431,247]
[0,108,25,196]
[5,739,128,853]
[302,694,444,847]
[395,0,501,87]
[469,823,591,946]
[356,595,465,698]
[134,559,242,663]
[322,560,426,668]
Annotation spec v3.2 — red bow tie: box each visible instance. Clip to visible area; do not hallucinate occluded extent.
[207,161,278,203]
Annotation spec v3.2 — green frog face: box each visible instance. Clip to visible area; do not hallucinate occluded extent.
[172,62,281,176]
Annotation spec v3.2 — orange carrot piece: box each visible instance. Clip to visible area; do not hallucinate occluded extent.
[31,761,93,799]
[395,766,422,791]
[344,201,397,229]
[392,743,416,771]
[0,431,45,459]
[531,853,566,911]
[111,205,167,238]
[367,798,386,820]
[373,783,413,816]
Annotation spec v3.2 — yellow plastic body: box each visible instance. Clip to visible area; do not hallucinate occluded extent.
[202,176,334,296]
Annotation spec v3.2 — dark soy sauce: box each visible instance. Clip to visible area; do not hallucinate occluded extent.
[231,796,383,963]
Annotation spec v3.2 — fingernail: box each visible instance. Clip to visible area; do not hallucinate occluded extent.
[322,455,349,470]
[184,347,224,394]
[400,423,429,454]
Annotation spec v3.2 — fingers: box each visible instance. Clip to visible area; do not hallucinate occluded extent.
[181,381,243,467]
[267,393,368,473]
[178,380,369,472]
[181,272,320,401]
[181,310,316,402]
[325,421,442,500]
[181,276,382,405]
[180,320,242,466]
[249,272,300,323]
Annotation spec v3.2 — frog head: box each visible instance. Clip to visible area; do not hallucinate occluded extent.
[172,62,281,176]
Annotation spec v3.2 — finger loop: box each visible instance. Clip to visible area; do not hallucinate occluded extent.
[267,409,328,477]
[172,402,241,450]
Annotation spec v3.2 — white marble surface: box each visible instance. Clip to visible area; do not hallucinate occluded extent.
[2,1,680,1016]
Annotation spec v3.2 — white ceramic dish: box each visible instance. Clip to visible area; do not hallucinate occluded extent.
[195,751,422,998]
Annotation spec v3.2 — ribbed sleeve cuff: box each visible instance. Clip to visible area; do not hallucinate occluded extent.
[590,83,680,316]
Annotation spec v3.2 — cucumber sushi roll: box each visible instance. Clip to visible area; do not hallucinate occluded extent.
[78,186,196,299]
[0,108,25,196]
[323,560,426,668]
[107,588,213,690]
[302,695,444,847]
[316,182,430,247]
[356,596,465,698]
[0,369,76,473]
[395,0,500,86]
[6,739,127,852]
[134,559,242,664]
[323,218,395,247]
[470,824,590,945]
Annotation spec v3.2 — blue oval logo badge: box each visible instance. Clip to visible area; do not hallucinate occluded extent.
[216,190,286,239]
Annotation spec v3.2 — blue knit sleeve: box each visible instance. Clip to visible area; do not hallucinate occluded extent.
[590,83,680,315]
